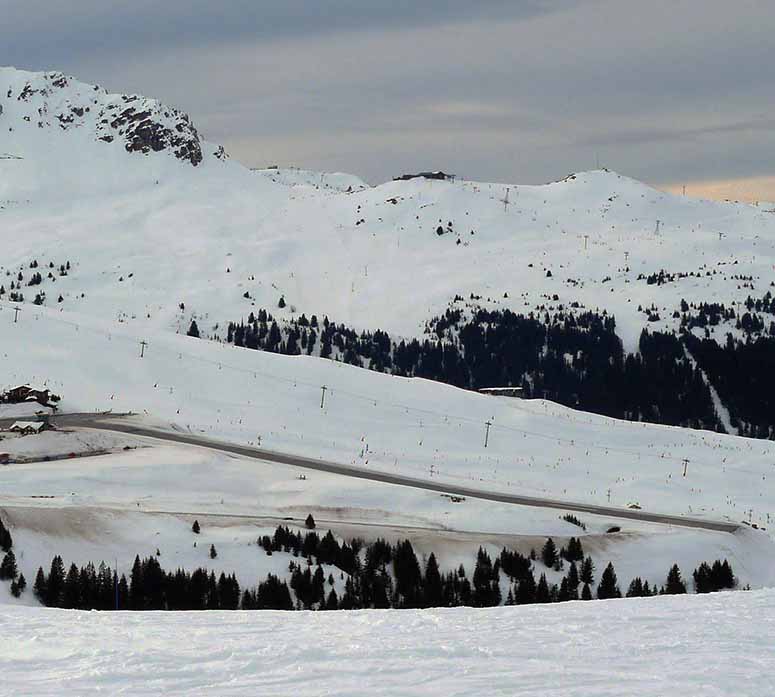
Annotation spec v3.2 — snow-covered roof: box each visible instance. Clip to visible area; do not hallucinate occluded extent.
[7,384,48,393]
[9,421,44,432]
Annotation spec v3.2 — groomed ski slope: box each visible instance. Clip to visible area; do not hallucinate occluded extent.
[1,590,772,696]
[2,301,774,533]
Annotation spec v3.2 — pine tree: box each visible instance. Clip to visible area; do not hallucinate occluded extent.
[17,573,26,593]
[693,562,712,593]
[535,573,551,603]
[564,537,584,562]
[424,553,443,607]
[46,556,66,607]
[472,547,500,607]
[0,550,18,580]
[515,570,536,605]
[210,544,217,559]
[33,566,47,602]
[192,520,201,534]
[118,574,129,609]
[63,563,81,609]
[597,562,622,599]
[305,514,316,530]
[580,556,595,585]
[626,577,645,598]
[278,296,286,309]
[567,561,580,590]
[129,555,144,610]
[710,559,736,590]
[541,538,558,568]
[664,564,687,594]
[393,539,422,608]
[558,576,571,602]
[581,583,592,600]
[0,517,12,552]
[325,588,339,610]
[187,320,200,338]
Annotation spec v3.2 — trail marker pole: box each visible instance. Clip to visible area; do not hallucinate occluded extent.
[682,459,689,477]
[320,385,327,409]
[584,235,589,251]
[139,340,148,358]
[13,306,21,323]
[484,420,492,448]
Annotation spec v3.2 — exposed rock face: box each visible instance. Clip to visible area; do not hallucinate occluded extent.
[1,69,227,166]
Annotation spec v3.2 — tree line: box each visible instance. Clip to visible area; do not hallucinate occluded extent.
[212,291,775,439]
[219,305,725,433]
[21,522,738,611]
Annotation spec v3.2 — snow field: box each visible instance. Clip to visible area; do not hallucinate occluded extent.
[1,589,773,696]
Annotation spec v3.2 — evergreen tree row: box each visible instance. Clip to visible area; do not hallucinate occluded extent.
[684,332,775,439]
[219,297,775,439]
[223,306,726,434]
[23,524,738,611]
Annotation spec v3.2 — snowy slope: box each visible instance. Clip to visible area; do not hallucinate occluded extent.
[252,166,370,193]
[2,67,774,606]
[2,302,774,533]
[2,67,775,349]
[2,590,773,696]
[2,441,773,601]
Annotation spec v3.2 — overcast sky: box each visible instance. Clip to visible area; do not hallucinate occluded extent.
[4,0,774,197]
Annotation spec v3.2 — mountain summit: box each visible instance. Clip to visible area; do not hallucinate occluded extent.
[0,67,226,166]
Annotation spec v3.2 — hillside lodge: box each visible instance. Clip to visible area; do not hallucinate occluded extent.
[393,171,456,182]
[8,421,48,436]
[0,384,60,408]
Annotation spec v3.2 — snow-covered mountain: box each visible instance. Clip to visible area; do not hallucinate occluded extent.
[2,67,774,610]
[2,67,774,349]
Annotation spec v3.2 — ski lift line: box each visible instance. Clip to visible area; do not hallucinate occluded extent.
[1,302,764,472]
[0,303,744,467]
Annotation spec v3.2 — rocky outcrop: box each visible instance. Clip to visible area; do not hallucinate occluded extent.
[1,69,227,166]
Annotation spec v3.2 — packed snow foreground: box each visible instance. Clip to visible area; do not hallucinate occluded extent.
[1,590,773,696]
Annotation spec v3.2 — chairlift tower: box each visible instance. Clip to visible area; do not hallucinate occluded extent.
[500,188,511,213]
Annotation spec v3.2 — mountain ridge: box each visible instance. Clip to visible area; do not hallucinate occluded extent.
[3,66,775,438]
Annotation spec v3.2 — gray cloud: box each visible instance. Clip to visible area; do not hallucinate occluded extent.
[3,0,774,190]
[1,1,571,67]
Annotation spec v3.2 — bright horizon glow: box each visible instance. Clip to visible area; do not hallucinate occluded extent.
[661,176,775,204]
